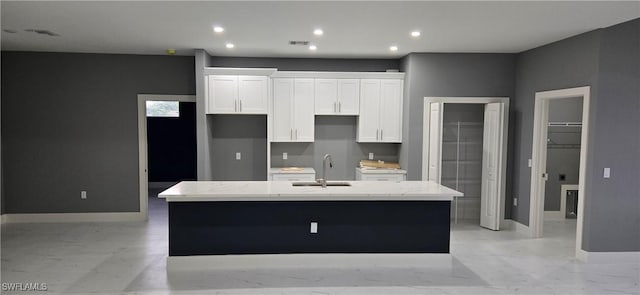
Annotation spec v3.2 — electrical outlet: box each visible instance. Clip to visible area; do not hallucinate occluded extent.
[283,152,288,160]
[310,222,318,234]
[369,153,374,160]
[528,159,532,167]
[514,197,517,206]
[81,191,87,199]
[236,152,241,160]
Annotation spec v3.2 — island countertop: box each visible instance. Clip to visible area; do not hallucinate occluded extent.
[158,181,463,202]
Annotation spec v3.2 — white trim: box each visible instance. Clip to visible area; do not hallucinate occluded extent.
[544,210,564,221]
[2,212,145,223]
[203,67,277,76]
[529,86,590,260]
[167,253,452,271]
[501,219,531,236]
[138,94,196,223]
[422,97,510,230]
[271,71,405,79]
[580,251,640,264]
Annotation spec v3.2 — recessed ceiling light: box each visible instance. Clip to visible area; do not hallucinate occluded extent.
[313,29,323,36]
[389,46,398,52]
[213,26,224,33]
[411,31,421,37]
[309,45,317,51]
[226,43,235,49]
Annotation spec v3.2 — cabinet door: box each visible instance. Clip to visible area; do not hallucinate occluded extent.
[208,75,238,114]
[272,78,294,142]
[379,79,403,142]
[357,79,381,142]
[337,79,360,115]
[238,76,268,114]
[293,79,315,142]
[314,79,338,115]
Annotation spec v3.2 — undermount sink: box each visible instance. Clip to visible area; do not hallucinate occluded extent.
[292,181,352,187]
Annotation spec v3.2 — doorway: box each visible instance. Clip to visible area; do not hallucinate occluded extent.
[137,94,196,221]
[529,86,590,259]
[423,97,509,230]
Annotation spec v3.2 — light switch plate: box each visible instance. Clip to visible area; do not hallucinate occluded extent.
[604,168,610,178]
[528,159,532,167]
[369,153,374,160]
[310,222,318,234]
[81,191,87,200]
[283,152,288,160]
[236,152,241,160]
[514,197,517,206]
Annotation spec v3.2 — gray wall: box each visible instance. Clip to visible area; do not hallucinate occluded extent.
[584,19,639,251]
[512,30,602,224]
[209,115,267,181]
[1,52,195,213]
[199,56,402,181]
[513,18,639,252]
[209,57,400,72]
[271,116,399,180]
[398,53,516,218]
[195,50,213,180]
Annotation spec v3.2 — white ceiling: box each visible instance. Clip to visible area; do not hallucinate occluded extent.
[1,1,639,58]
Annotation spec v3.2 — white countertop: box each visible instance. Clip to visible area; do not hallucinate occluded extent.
[269,167,315,174]
[356,167,407,174]
[158,181,463,202]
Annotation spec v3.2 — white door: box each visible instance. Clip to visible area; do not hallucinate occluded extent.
[272,78,294,141]
[314,79,338,115]
[427,102,443,182]
[293,79,315,142]
[238,76,267,114]
[480,102,504,230]
[357,79,381,142]
[336,79,360,115]
[379,79,403,142]
[208,75,237,113]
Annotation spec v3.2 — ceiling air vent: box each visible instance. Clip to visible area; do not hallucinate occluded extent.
[289,41,310,46]
[25,29,60,37]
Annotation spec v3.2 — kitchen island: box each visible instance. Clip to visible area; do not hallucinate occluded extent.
[159,181,462,256]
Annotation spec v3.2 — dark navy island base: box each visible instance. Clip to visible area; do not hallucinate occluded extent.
[169,200,451,256]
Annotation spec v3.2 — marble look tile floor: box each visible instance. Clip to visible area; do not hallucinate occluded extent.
[1,193,639,294]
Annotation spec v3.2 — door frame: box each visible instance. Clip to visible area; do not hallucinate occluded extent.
[137,94,196,220]
[529,86,590,259]
[422,97,510,228]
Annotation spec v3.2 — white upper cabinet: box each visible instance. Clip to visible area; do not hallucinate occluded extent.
[206,75,268,114]
[272,78,315,142]
[357,79,403,143]
[314,79,360,115]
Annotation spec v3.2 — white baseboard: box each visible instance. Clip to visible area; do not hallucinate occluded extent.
[544,210,565,221]
[167,253,452,271]
[501,219,531,236]
[580,251,640,264]
[2,212,146,223]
